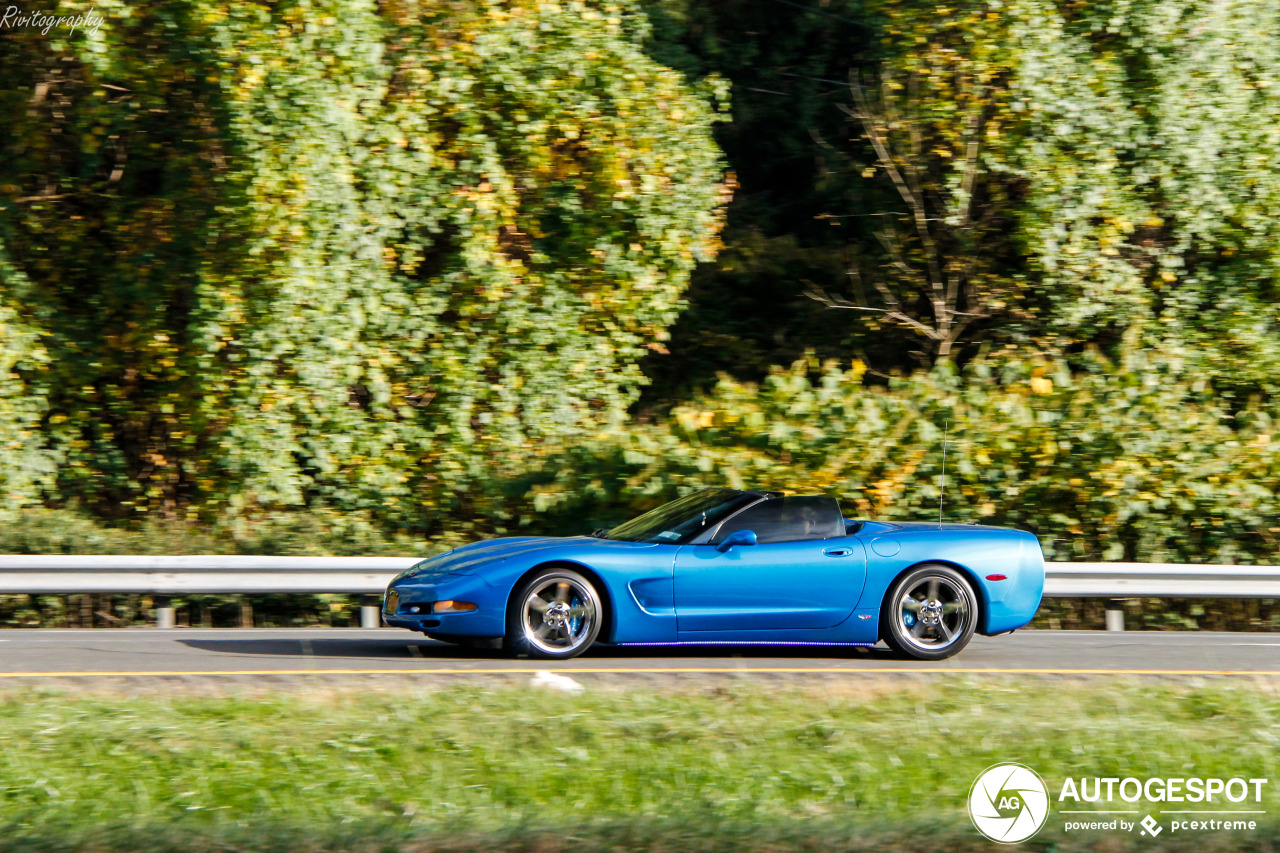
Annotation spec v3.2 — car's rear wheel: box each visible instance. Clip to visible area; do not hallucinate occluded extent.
[504,568,603,660]
[881,564,977,660]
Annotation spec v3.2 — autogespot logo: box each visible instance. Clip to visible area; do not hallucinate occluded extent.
[969,763,1051,843]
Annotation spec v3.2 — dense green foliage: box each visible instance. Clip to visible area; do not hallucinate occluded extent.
[0,0,726,533]
[751,0,1280,381]
[0,682,1277,850]
[518,350,1280,563]
[1004,0,1280,395]
[2,0,1279,578]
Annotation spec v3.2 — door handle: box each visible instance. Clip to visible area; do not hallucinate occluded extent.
[823,547,854,557]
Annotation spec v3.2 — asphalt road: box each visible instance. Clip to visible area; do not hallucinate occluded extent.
[0,628,1276,680]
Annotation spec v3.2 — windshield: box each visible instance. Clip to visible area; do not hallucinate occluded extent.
[603,489,762,544]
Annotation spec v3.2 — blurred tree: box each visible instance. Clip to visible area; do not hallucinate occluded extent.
[812,59,1027,365]
[0,242,55,520]
[1006,0,1280,399]
[0,0,242,519]
[0,0,729,533]
[834,0,1280,391]
[635,0,884,405]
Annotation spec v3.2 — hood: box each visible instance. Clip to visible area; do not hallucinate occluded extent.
[394,535,587,583]
[392,534,664,584]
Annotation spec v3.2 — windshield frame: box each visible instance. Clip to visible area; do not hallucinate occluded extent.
[602,489,768,545]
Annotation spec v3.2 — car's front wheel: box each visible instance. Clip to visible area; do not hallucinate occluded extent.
[881,564,978,661]
[504,567,603,660]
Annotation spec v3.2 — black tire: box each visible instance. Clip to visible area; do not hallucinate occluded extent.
[881,563,978,661]
[504,567,603,660]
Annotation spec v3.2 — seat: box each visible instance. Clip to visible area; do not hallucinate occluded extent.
[712,495,845,544]
[778,496,845,540]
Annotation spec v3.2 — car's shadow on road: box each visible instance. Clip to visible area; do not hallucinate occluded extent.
[175,636,905,662]
[177,637,497,660]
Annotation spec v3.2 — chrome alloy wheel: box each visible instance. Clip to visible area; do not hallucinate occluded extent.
[882,564,978,660]
[897,575,971,650]
[518,574,599,657]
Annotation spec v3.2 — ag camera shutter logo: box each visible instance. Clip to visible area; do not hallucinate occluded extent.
[969,763,1051,843]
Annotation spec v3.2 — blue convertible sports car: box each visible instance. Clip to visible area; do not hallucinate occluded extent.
[384,488,1045,660]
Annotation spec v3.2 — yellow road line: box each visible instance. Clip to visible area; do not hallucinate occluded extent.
[0,667,1276,678]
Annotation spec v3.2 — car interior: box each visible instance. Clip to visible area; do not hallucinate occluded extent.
[708,495,846,544]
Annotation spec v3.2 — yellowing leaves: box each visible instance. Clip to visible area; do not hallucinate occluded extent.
[1029,376,1053,395]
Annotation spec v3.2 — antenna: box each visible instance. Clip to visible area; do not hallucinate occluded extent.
[939,418,950,527]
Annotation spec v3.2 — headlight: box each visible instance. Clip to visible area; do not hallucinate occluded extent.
[401,599,477,615]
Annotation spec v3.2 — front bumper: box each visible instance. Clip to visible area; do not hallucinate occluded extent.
[383,575,505,637]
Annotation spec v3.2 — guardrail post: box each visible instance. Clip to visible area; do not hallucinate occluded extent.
[155,596,176,629]
[361,596,382,629]
[1105,599,1126,632]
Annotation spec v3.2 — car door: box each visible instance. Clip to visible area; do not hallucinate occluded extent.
[672,498,866,632]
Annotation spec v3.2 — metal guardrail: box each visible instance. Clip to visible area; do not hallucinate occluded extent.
[0,555,415,595]
[1,556,1277,630]
[1043,562,1280,599]
[0,555,418,628]
[1044,562,1280,630]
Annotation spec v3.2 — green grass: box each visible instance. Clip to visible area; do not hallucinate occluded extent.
[1,679,1278,851]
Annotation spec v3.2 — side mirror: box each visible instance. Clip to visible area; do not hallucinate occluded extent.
[716,529,758,553]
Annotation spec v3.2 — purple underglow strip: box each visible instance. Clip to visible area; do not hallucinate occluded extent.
[618,640,876,647]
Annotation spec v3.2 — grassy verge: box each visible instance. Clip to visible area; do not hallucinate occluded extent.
[1,680,1278,851]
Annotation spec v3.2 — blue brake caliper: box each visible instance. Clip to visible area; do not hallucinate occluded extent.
[569,594,583,634]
